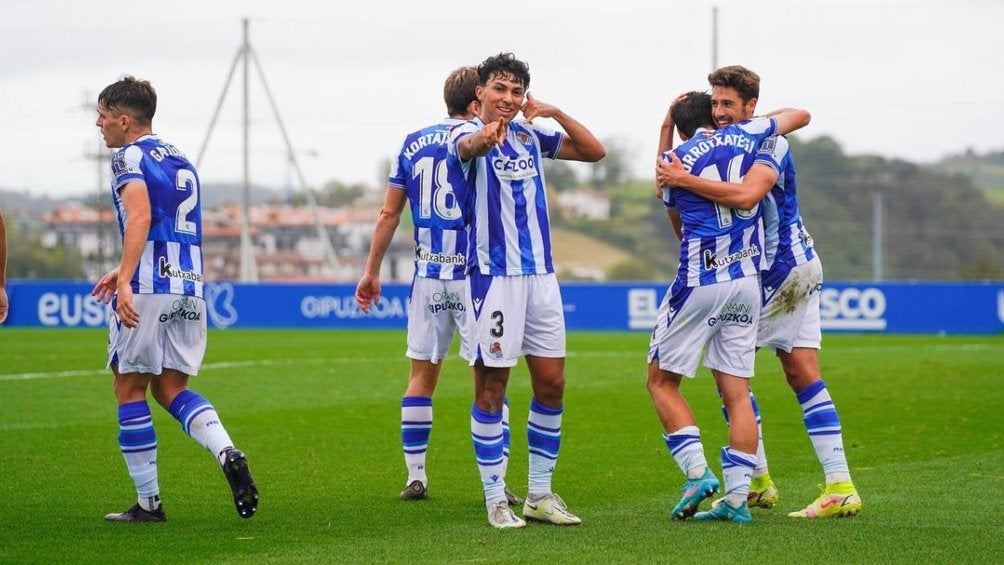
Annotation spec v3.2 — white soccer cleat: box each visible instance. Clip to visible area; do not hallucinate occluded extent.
[488,499,526,529]
[523,492,582,526]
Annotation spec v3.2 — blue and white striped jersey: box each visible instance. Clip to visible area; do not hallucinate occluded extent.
[389,117,469,280]
[759,135,816,270]
[110,134,203,298]
[661,117,780,287]
[448,117,564,276]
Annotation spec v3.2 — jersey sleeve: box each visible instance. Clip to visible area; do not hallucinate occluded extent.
[388,138,408,189]
[528,121,564,159]
[447,120,478,164]
[111,145,145,191]
[753,135,788,175]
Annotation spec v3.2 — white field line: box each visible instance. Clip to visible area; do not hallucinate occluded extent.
[0,358,343,382]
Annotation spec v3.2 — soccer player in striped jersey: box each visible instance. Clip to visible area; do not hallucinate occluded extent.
[657,65,861,519]
[91,76,257,523]
[356,67,519,506]
[650,89,810,523]
[448,53,605,529]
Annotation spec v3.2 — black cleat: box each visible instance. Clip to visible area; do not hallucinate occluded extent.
[104,503,166,523]
[222,448,259,519]
[400,479,428,500]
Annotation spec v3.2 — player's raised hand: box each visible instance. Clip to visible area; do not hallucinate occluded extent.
[656,152,689,189]
[522,92,557,123]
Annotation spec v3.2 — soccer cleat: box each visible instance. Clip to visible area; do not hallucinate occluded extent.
[505,487,524,507]
[787,482,861,519]
[400,480,428,500]
[523,492,582,526]
[747,474,779,508]
[488,499,526,529]
[104,503,166,523]
[712,474,779,510]
[222,448,259,519]
[671,467,720,520]
[694,500,752,523]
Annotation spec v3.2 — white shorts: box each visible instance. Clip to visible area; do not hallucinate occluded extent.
[108,293,207,376]
[647,276,761,378]
[406,277,470,364]
[466,272,565,368]
[758,257,823,353]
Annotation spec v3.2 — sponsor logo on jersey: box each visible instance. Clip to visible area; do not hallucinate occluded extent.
[492,155,538,181]
[158,257,203,283]
[159,296,203,323]
[416,246,465,265]
[703,244,760,271]
[428,290,465,314]
[707,301,755,327]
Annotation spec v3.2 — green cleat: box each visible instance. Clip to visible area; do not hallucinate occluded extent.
[787,482,861,519]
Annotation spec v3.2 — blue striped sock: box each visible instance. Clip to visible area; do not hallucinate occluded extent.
[117,400,158,500]
[169,389,233,464]
[471,404,505,505]
[721,446,756,507]
[664,425,707,479]
[796,379,850,477]
[402,396,432,484]
[527,398,562,496]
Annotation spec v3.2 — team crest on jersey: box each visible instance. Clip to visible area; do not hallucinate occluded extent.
[758,136,777,155]
[111,151,130,176]
[489,341,503,359]
[516,132,532,146]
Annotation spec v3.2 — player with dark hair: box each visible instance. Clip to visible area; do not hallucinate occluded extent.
[650,87,810,523]
[356,66,520,506]
[657,65,862,519]
[448,52,605,529]
[92,75,258,523]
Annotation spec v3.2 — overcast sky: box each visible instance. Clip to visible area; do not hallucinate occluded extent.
[0,0,999,199]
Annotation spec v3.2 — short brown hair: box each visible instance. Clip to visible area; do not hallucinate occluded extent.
[98,75,157,125]
[708,65,760,104]
[443,66,478,117]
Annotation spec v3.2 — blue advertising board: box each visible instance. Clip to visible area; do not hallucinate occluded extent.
[4,280,1003,334]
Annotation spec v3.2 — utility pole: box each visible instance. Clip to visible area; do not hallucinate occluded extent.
[197,17,339,282]
[82,92,114,278]
[711,4,719,71]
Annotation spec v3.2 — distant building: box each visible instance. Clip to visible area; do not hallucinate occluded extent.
[39,201,395,282]
[556,188,611,221]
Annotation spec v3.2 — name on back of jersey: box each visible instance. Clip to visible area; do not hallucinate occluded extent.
[148,143,186,162]
[679,133,757,171]
[404,131,449,159]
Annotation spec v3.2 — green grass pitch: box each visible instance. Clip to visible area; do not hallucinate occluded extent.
[1,329,1002,563]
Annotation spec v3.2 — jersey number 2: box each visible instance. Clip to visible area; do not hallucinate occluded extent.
[175,169,199,234]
